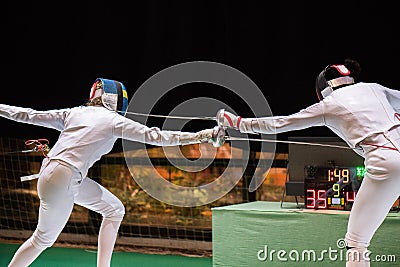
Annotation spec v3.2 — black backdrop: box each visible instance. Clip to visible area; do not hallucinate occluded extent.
[2,1,399,152]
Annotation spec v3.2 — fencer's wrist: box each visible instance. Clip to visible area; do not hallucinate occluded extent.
[196,129,213,143]
[179,129,213,145]
[179,132,198,145]
[239,119,259,134]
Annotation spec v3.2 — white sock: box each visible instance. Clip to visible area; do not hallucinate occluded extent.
[8,238,44,267]
[346,247,370,267]
[97,218,121,267]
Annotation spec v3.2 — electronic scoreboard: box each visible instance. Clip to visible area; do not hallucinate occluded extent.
[304,165,366,210]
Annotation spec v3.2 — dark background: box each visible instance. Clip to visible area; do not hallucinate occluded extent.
[2,1,399,152]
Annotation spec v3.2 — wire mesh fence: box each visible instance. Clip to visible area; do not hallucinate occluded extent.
[0,137,290,256]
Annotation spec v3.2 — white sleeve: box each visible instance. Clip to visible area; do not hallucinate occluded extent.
[241,102,325,134]
[384,87,400,112]
[114,117,198,146]
[0,104,67,131]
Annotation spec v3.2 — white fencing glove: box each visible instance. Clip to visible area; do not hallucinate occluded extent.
[180,126,225,147]
[216,109,257,134]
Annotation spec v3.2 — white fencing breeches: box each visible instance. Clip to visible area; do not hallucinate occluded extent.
[345,130,400,267]
[8,159,125,267]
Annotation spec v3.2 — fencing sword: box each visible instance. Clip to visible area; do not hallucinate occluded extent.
[1,139,50,157]
[124,111,217,121]
[0,139,50,181]
[122,109,355,150]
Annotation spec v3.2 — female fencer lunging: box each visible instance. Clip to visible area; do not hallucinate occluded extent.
[0,78,221,267]
[219,58,400,267]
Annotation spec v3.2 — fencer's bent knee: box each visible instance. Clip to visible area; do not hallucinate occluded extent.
[111,200,125,221]
[30,229,57,249]
[102,198,125,221]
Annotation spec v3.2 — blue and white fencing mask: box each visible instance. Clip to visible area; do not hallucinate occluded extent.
[89,78,128,116]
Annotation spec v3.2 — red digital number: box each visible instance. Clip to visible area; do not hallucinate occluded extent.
[306,189,327,209]
[317,190,327,208]
[346,191,357,202]
[306,189,316,208]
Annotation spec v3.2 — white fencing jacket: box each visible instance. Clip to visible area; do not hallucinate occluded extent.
[0,105,199,177]
[241,82,400,152]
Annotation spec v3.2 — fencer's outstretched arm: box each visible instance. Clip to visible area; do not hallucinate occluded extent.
[0,103,223,147]
[114,115,224,147]
[217,104,325,135]
[0,104,67,131]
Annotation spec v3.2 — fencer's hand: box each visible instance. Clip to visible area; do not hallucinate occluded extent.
[216,109,258,134]
[196,126,226,147]
[195,128,214,143]
[179,126,226,147]
[216,109,242,130]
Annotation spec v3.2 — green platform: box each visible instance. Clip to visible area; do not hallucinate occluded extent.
[0,243,212,267]
[212,201,400,266]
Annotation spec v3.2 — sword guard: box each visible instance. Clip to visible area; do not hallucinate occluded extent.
[211,126,226,147]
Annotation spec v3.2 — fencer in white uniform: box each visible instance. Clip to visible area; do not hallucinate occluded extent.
[0,78,221,267]
[219,58,400,267]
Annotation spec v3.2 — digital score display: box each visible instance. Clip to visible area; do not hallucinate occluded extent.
[304,166,365,210]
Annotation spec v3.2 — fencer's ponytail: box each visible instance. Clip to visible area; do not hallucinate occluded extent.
[344,58,361,82]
